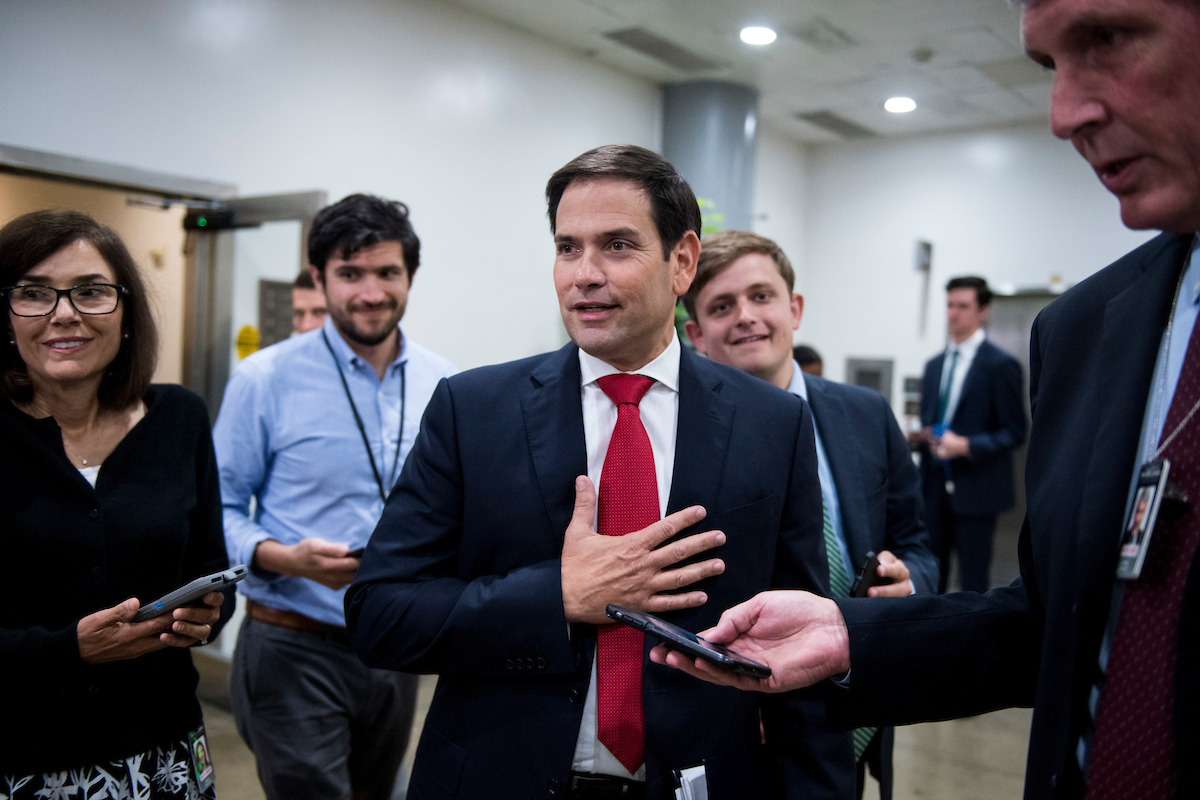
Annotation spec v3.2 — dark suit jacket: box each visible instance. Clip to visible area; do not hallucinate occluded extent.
[919,339,1026,516]
[784,376,938,800]
[346,343,828,800]
[831,233,1200,799]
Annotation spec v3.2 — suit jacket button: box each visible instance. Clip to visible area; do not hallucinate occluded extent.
[92,566,103,577]
[89,509,99,519]
[526,658,535,670]
[506,659,515,670]
[547,779,562,796]
[536,657,546,669]
[568,688,583,704]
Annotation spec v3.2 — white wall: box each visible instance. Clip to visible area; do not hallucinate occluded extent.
[0,0,660,370]
[798,122,1157,413]
[752,124,809,293]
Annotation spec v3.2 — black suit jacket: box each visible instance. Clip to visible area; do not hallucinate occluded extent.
[784,376,937,800]
[831,233,1200,799]
[919,339,1026,516]
[346,343,828,800]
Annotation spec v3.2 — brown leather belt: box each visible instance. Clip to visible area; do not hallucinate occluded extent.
[246,599,351,643]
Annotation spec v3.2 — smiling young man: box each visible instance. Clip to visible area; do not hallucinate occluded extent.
[346,145,828,800]
[683,230,937,800]
[213,194,456,800]
[653,1,1200,797]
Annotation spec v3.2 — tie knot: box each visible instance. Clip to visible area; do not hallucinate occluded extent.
[597,373,655,407]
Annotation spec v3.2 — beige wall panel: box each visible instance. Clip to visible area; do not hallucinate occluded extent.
[0,173,188,384]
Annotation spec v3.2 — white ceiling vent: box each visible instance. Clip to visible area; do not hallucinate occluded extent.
[796,111,878,139]
[604,28,723,72]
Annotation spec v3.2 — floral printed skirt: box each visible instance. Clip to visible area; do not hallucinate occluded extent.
[1,727,217,800]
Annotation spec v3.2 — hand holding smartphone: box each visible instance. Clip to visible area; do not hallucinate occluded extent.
[606,604,771,678]
[130,565,248,623]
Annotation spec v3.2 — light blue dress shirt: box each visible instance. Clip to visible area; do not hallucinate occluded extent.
[788,361,855,584]
[214,316,457,626]
[1079,235,1200,772]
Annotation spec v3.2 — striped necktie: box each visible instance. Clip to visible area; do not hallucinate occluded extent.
[823,500,877,761]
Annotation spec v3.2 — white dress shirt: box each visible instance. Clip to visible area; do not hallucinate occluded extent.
[940,327,986,427]
[571,333,681,780]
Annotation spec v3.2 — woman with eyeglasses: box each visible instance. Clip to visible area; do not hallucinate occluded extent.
[0,210,231,798]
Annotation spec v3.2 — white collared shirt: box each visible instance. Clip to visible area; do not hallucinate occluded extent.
[940,327,986,427]
[571,333,681,780]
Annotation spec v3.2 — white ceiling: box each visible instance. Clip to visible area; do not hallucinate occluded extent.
[444,0,1050,143]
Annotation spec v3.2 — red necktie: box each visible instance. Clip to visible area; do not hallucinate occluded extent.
[1087,314,1200,800]
[595,373,657,774]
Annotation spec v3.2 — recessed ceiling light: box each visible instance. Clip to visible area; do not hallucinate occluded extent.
[884,96,917,113]
[740,26,777,46]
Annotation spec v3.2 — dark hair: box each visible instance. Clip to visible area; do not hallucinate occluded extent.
[683,230,794,321]
[308,194,420,278]
[0,210,158,410]
[945,276,993,307]
[545,145,701,260]
[293,269,316,290]
[793,345,822,368]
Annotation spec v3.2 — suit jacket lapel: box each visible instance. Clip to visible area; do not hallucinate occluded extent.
[667,347,734,515]
[805,376,870,561]
[520,343,588,548]
[1075,235,1192,601]
[923,353,945,425]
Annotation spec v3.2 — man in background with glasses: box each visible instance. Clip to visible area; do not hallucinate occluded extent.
[213,194,456,800]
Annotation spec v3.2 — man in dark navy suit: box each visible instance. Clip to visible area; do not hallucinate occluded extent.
[918,276,1026,593]
[346,145,827,800]
[653,1,1200,797]
[683,229,937,800]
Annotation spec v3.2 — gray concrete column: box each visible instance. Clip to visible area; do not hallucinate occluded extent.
[661,81,760,233]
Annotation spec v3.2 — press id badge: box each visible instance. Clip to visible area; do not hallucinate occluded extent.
[189,726,215,792]
[1116,460,1172,580]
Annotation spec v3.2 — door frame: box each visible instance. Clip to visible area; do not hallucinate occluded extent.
[0,142,325,418]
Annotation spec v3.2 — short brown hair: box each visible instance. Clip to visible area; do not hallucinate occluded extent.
[294,269,316,290]
[0,210,158,410]
[945,275,993,307]
[683,230,795,320]
[545,145,701,260]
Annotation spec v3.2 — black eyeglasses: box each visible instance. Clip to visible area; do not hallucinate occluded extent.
[3,283,126,317]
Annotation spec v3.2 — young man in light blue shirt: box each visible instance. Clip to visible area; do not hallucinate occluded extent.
[214,194,456,800]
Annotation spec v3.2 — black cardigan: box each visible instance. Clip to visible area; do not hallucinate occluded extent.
[0,384,231,774]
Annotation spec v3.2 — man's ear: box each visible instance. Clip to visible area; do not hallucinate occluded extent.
[671,231,701,297]
[309,264,325,293]
[683,318,707,355]
[792,293,804,331]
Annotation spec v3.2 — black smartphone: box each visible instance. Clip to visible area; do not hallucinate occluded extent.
[347,547,366,558]
[131,565,248,622]
[605,604,771,679]
[849,551,882,598]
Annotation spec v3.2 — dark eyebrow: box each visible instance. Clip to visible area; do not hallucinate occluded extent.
[603,227,642,239]
[555,227,647,245]
[17,273,110,285]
